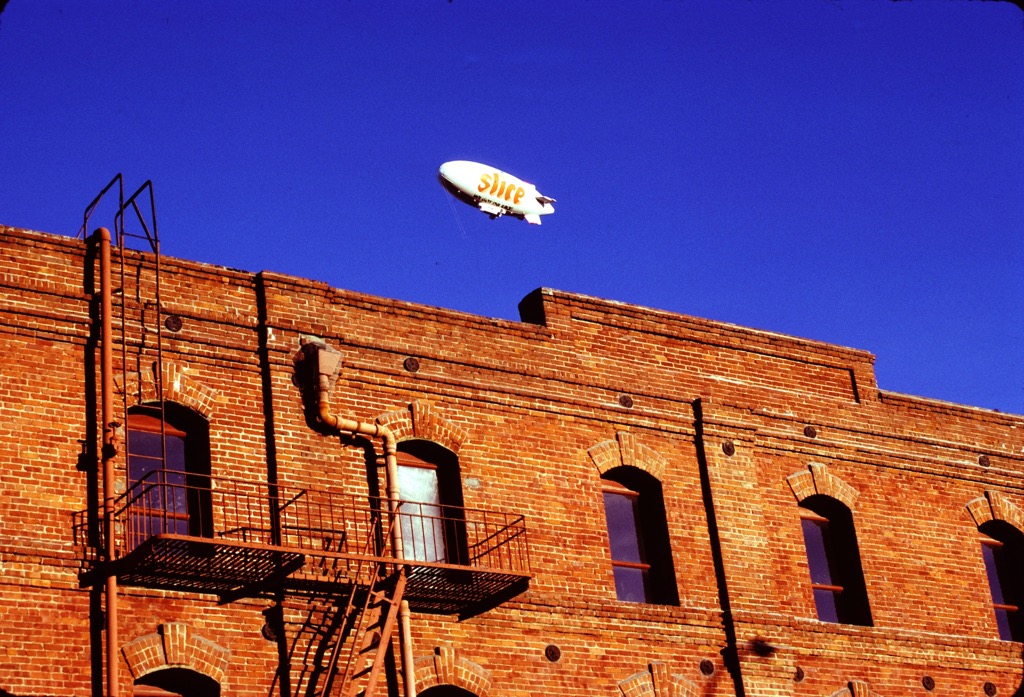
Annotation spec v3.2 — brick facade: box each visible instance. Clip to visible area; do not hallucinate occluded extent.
[1,225,1022,696]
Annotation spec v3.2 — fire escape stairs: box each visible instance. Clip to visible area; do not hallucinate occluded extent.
[305,566,407,697]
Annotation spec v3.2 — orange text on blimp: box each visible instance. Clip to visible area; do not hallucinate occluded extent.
[478,173,525,205]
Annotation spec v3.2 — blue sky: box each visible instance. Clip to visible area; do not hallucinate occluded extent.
[1,1,1022,414]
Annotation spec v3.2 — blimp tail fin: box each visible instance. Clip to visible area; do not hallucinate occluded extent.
[536,194,556,205]
[524,214,542,225]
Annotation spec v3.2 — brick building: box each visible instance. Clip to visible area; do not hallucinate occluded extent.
[1,223,1023,697]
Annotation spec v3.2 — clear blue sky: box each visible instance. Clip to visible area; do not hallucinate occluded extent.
[1,1,1022,414]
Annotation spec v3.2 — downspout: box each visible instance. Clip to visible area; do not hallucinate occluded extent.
[97,227,119,697]
[692,399,746,697]
[304,341,416,697]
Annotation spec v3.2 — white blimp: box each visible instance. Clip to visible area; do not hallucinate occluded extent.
[438,160,555,225]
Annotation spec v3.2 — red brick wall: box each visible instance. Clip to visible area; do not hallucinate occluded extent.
[1,225,1022,697]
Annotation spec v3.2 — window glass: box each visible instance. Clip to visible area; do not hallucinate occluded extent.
[128,429,164,460]
[398,464,446,563]
[128,431,186,486]
[812,588,840,624]
[600,467,678,606]
[980,522,1024,641]
[395,442,465,565]
[800,514,841,623]
[798,496,872,626]
[603,490,644,564]
[993,606,1014,642]
[983,542,1007,605]
[399,463,441,508]
[611,565,648,604]
[125,405,210,544]
[800,517,833,587]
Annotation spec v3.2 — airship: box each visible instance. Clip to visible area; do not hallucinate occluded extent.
[438,161,555,225]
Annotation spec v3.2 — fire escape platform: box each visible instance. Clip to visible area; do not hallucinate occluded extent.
[113,532,530,613]
[403,563,530,615]
[95,474,532,613]
[113,534,307,598]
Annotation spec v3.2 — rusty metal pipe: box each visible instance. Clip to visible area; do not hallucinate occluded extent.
[315,374,404,558]
[97,227,119,697]
[399,599,414,696]
[314,369,416,697]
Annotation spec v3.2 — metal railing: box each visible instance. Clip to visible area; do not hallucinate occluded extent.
[103,470,530,577]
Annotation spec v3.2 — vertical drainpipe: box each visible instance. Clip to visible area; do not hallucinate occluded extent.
[306,343,416,697]
[97,228,119,697]
[692,398,746,697]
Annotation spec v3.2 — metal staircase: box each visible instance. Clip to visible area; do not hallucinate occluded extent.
[299,517,408,697]
[334,570,407,697]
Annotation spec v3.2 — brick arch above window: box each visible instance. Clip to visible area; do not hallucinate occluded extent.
[786,463,859,511]
[966,490,1024,532]
[412,643,491,697]
[617,661,698,697]
[115,362,221,419]
[588,432,669,480]
[376,400,468,455]
[826,679,881,697]
[121,622,229,685]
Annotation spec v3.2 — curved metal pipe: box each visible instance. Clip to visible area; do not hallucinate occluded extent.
[315,370,416,697]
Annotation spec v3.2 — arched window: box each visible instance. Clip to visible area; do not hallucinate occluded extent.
[395,441,466,564]
[799,495,872,625]
[134,667,219,697]
[126,404,212,544]
[417,687,477,697]
[979,520,1024,641]
[600,466,678,605]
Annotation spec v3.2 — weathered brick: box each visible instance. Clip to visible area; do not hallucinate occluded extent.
[1,225,1023,697]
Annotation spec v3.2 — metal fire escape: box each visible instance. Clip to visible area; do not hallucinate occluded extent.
[76,177,531,697]
[105,476,529,695]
